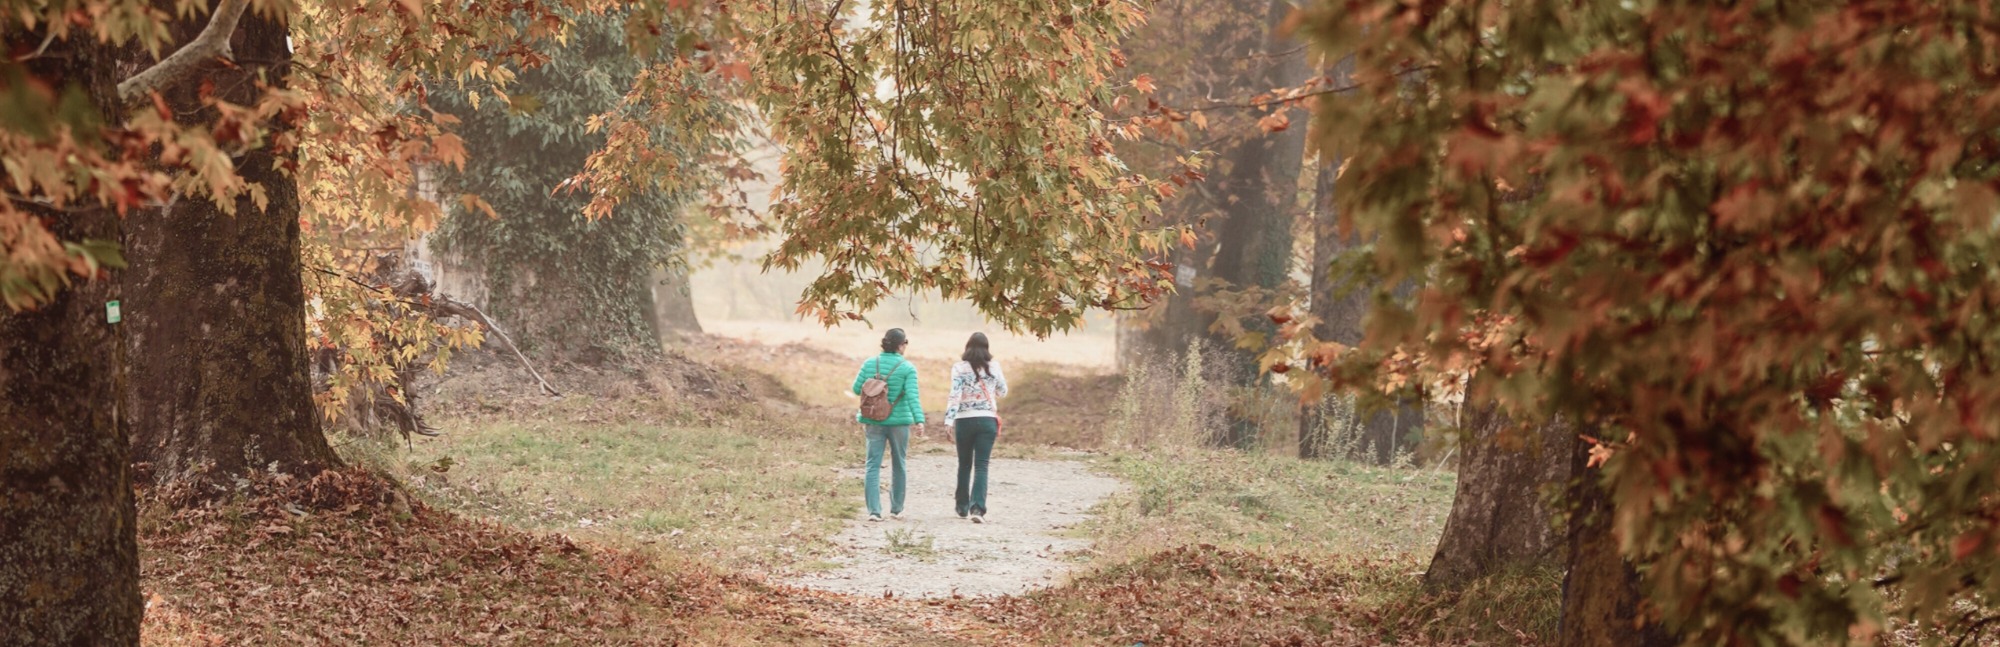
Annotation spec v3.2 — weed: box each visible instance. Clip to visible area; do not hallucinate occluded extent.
[883,528,938,560]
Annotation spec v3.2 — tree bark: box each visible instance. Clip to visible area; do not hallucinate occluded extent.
[0,229,142,645]
[1559,430,1676,647]
[652,266,703,335]
[125,3,340,499]
[1299,143,1363,460]
[0,30,143,646]
[1424,403,1572,589]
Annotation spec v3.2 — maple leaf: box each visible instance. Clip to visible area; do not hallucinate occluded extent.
[1257,111,1289,133]
[1583,436,1614,469]
[1133,73,1156,94]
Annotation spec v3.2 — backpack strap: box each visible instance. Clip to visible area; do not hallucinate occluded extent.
[884,358,906,408]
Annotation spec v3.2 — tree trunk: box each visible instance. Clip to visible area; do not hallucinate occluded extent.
[0,233,143,645]
[652,266,703,335]
[1560,430,1676,646]
[0,31,143,646]
[1298,87,1422,462]
[489,264,663,364]
[125,4,340,499]
[1424,403,1572,589]
[1132,0,1312,448]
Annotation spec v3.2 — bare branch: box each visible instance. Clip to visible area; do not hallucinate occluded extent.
[438,301,563,398]
[14,29,59,62]
[116,0,251,103]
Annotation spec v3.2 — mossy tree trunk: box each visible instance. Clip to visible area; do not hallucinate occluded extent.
[124,5,340,499]
[1424,403,1571,588]
[1559,431,1676,646]
[0,29,143,646]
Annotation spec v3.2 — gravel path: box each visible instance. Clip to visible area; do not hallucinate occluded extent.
[791,449,1122,599]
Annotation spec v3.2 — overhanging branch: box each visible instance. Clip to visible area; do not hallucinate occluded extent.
[116,0,251,103]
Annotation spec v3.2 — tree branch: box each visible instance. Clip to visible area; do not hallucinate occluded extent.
[116,0,251,103]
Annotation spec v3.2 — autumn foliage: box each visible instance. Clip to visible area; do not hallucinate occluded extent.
[1306,0,2000,641]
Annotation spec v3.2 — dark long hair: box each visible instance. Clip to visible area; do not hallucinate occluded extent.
[962,333,993,378]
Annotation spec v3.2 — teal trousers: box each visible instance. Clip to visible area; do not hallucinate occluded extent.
[863,424,908,516]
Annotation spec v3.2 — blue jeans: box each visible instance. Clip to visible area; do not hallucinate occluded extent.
[953,417,999,515]
[864,425,909,516]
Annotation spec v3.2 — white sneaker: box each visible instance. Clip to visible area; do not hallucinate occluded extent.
[889,512,902,520]
[970,514,983,524]
[868,514,882,522]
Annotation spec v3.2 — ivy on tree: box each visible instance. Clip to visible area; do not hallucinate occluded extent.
[429,9,732,361]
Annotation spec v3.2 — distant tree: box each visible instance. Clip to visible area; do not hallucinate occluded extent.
[1120,0,1313,448]
[1298,140,1422,463]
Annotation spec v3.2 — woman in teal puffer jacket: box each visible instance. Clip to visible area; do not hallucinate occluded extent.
[850,328,925,521]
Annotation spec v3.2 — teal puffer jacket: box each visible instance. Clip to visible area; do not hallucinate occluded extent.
[851,353,925,426]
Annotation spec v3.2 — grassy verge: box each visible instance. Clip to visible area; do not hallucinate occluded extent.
[962,445,1561,645]
[1087,448,1456,562]
[362,413,859,574]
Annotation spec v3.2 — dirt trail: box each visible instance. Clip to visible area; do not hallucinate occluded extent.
[791,449,1122,599]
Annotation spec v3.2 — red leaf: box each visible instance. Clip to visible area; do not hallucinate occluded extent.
[1954,530,1987,561]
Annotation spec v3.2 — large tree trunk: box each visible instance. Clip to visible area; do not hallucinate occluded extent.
[652,266,703,335]
[0,32,143,646]
[125,4,340,499]
[1424,403,1572,588]
[0,233,143,645]
[491,265,662,364]
[1560,431,1676,646]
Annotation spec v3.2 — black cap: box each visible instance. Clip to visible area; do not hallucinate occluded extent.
[883,328,908,346]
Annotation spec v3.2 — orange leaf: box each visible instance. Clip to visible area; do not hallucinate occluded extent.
[1257,111,1290,133]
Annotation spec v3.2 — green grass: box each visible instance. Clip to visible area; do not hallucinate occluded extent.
[360,411,864,574]
[1085,447,1457,564]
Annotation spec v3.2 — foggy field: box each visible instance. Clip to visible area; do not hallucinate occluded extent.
[701,319,1117,369]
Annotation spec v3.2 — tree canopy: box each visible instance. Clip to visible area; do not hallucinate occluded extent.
[1305,0,2000,641]
[3,0,1176,338]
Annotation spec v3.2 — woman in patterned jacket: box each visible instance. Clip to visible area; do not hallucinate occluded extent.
[943,333,1008,522]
